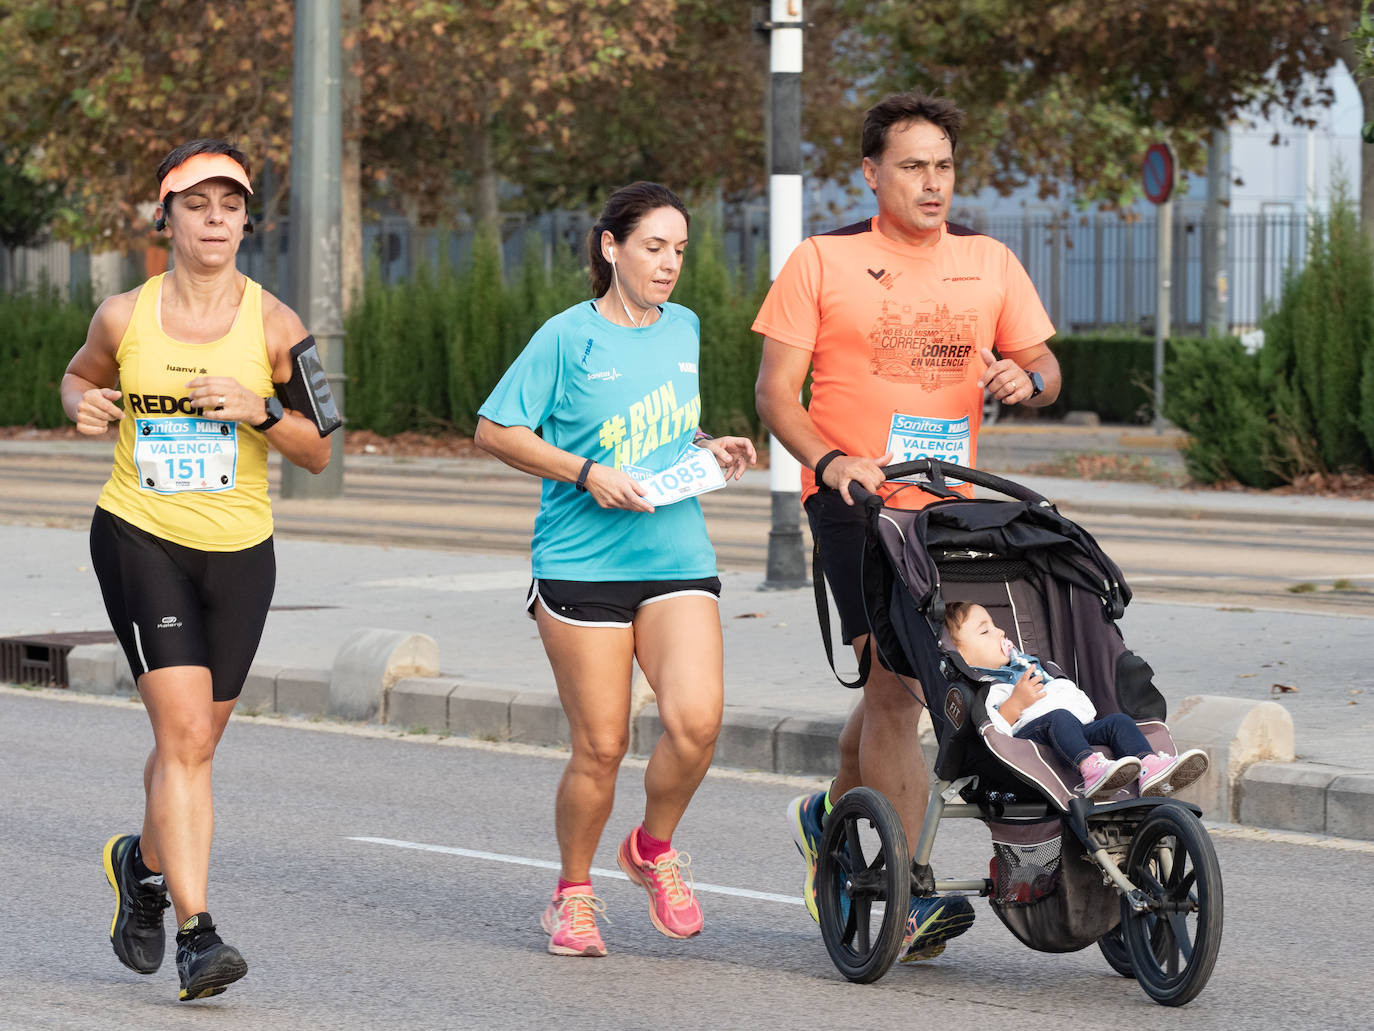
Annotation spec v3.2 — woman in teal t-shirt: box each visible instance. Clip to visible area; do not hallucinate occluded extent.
[476,182,755,958]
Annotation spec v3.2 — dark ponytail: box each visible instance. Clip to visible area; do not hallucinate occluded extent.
[585,181,690,296]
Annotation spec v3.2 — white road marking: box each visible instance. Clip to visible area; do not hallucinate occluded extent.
[348,836,805,906]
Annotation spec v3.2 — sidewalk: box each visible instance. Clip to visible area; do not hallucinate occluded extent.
[4,424,1374,840]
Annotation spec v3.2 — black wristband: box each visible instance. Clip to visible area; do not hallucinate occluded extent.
[813,449,846,490]
[575,457,596,492]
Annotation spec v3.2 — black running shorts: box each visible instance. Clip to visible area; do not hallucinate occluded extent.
[526,576,722,627]
[804,489,870,645]
[89,507,276,701]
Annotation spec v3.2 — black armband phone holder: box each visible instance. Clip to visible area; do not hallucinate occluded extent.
[275,335,341,437]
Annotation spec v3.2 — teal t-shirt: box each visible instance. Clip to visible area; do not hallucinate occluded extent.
[478,300,717,581]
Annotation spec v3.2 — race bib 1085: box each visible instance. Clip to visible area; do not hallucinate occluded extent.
[621,444,725,507]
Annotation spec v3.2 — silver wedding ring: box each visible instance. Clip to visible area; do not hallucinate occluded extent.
[219,395,226,406]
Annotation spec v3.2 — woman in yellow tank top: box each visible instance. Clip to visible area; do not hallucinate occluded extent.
[59,139,331,1002]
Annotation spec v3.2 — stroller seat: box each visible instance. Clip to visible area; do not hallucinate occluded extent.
[942,569,1177,811]
[863,485,1172,814]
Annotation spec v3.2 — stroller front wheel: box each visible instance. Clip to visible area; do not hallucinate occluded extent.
[1121,801,1224,1006]
[1096,925,1134,978]
[816,787,911,983]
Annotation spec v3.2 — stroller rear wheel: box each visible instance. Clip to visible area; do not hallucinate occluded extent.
[816,787,911,983]
[1121,802,1223,1006]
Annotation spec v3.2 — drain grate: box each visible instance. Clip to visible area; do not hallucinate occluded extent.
[0,631,119,688]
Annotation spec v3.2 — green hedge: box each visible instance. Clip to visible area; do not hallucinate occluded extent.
[0,284,94,428]
[344,225,769,438]
[1040,334,1156,424]
[1163,186,1374,486]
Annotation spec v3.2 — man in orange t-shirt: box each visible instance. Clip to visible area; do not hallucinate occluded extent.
[754,89,1061,963]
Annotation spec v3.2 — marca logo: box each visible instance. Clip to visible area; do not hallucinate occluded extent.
[866,267,900,290]
[587,368,622,382]
[580,338,594,367]
[678,362,697,374]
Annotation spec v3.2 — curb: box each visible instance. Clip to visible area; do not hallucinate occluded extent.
[61,640,1374,843]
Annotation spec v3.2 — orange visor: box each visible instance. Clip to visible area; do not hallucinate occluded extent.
[158,153,253,204]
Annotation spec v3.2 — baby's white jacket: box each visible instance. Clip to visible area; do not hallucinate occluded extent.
[980,649,1098,737]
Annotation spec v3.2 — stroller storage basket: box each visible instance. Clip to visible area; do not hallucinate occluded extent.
[988,817,1121,953]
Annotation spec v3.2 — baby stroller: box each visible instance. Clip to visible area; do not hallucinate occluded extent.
[813,459,1222,1006]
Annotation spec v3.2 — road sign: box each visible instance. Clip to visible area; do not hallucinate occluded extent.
[1143,143,1174,205]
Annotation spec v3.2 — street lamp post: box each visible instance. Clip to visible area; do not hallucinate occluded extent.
[282,0,346,498]
[762,0,806,589]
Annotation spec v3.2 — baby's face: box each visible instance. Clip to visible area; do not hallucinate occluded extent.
[950,605,1010,667]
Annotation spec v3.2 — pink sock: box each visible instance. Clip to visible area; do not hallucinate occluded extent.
[636,825,673,863]
[556,878,591,898]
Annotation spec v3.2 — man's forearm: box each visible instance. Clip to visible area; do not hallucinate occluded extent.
[756,393,834,469]
[1020,351,1062,407]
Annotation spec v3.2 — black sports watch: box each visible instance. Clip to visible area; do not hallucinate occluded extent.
[1027,371,1044,399]
[253,395,284,432]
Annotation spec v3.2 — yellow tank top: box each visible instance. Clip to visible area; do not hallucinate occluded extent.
[97,273,276,551]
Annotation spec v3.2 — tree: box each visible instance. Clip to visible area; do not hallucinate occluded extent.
[0,0,295,249]
[1339,1,1374,242]
[0,147,63,291]
[358,0,679,240]
[832,1,1346,206]
[509,1,854,213]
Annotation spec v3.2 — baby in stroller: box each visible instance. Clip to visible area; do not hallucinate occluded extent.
[945,601,1209,799]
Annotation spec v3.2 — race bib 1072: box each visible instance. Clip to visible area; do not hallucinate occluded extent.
[884,413,971,485]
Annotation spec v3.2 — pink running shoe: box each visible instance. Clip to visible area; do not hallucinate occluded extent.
[1079,752,1142,798]
[616,830,703,939]
[540,890,608,957]
[1138,752,1181,794]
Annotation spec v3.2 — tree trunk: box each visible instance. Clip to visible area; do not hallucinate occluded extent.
[1336,33,1374,244]
[341,0,363,314]
[469,120,503,272]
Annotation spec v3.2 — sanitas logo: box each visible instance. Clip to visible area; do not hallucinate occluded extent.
[678,362,697,374]
[587,368,622,382]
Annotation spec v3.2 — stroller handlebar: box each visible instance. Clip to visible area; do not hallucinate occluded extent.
[846,459,1053,510]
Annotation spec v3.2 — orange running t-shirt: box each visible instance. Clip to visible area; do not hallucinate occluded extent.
[752,218,1055,508]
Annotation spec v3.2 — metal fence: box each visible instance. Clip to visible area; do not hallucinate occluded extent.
[965,209,1308,335]
[1,207,1314,336]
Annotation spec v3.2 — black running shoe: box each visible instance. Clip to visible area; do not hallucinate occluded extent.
[176,913,247,1001]
[102,833,170,974]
